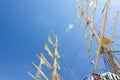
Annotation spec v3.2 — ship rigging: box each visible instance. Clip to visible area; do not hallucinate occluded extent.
[28,0,120,80]
[78,0,120,79]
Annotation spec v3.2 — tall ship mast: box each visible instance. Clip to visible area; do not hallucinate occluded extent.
[28,34,61,80]
[78,0,120,79]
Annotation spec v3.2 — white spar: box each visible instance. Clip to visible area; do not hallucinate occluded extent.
[32,62,48,80]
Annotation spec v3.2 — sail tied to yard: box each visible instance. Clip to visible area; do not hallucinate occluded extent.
[78,0,120,78]
[28,34,61,80]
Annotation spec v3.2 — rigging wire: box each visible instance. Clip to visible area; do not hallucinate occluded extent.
[95,15,104,28]
[59,58,74,80]
[58,26,88,80]
[114,56,120,64]
[59,35,81,80]
[94,9,120,48]
[60,52,78,80]
[95,26,120,41]
[103,53,114,72]
[68,26,89,79]
[94,18,120,47]
[72,28,85,63]
[94,16,119,39]
[58,52,75,80]
[94,26,120,48]
[114,53,120,60]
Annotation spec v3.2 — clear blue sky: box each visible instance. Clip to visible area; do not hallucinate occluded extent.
[0,0,120,80]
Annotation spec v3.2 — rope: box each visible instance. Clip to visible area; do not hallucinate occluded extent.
[60,53,78,80]
[72,29,84,63]
[94,25,120,48]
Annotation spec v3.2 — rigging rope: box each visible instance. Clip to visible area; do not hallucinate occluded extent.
[103,53,114,72]
[94,26,120,48]
[72,29,84,63]
[60,52,78,80]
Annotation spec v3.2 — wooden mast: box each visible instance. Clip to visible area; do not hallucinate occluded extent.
[46,34,61,80]
[28,34,61,80]
[94,0,110,72]
[103,11,120,77]
[78,0,120,77]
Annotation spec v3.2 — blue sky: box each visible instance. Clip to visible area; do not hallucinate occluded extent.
[0,0,120,80]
